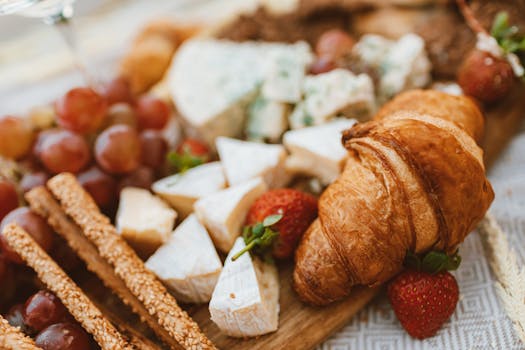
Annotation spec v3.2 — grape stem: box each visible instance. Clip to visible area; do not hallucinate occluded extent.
[456,0,488,35]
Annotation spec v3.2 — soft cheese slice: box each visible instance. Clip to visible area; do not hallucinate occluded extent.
[194,177,267,252]
[169,39,313,145]
[289,69,375,129]
[246,95,289,143]
[216,137,290,188]
[145,214,222,303]
[152,162,226,218]
[283,118,357,185]
[116,187,177,258]
[209,237,279,338]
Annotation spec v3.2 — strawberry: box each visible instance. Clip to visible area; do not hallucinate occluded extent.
[387,251,461,339]
[232,189,318,261]
[458,49,514,103]
[167,138,210,172]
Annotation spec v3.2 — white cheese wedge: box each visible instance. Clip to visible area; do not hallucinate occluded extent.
[289,69,375,129]
[145,215,222,303]
[152,162,226,218]
[168,39,313,145]
[246,95,289,143]
[216,137,290,189]
[283,118,356,185]
[116,187,177,257]
[209,237,279,338]
[194,177,267,252]
[354,33,431,102]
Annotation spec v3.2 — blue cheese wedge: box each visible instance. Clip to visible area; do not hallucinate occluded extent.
[246,95,290,143]
[152,162,226,218]
[354,33,431,102]
[116,187,177,257]
[194,177,267,253]
[145,214,222,303]
[284,118,356,185]
[216,137,290,188]
[289,69,375,129]
[209,237,279,338]
[261,41,313,103]
[168,39,313,145]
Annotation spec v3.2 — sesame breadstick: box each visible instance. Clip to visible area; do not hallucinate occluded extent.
[0,315,41,350]
[1,223,133,350]
[26,186,175,350]
[47,173,216,350]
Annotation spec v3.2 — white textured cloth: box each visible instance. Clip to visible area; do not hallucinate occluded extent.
[320,125,525,350]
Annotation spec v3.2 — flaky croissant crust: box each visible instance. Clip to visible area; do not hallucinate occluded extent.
[293,90,494,306]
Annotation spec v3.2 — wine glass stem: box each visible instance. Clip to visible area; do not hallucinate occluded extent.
[48,12,98,88]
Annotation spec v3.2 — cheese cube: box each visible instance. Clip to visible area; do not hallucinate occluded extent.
[145,215,222,303]
[116,187,177,258]
[246,95,289,143]
[283,118,356,185]
[289,69,375,129]
[209,237,279,338]
[194,177,267,252]
[152,162,226,218]
[216,137,290,189]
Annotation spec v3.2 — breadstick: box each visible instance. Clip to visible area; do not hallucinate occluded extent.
[0,315,41,350]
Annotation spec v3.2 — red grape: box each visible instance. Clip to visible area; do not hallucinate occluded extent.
[104,103,137,129]
[135,96,170,130]
[0,258,15,306]
[20,171,49,194]
[35,322,91,350]
[315,29,355,61]
[0,115,34,160]
[0,180,19,222]
[24,290,68,332]
[51,239,81,272]
[101,76,134,105]
[309,56,337,75]
[5,303,31,334]
[55,87,108,134]
[37,129,91,174]
[117,166,154,193]
[0,207,55,264]
[139,130,167,169]
[94,125,141,174]
[77,166,117,209]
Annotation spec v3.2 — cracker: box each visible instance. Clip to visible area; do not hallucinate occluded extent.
[0,315,40,350]
[1,223,133,350]
[26,186,175,349]
[47,173,216,350]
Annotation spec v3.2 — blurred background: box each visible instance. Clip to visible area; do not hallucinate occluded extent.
[0,0,257,114]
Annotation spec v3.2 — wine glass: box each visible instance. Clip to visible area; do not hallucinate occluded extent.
[0,0,95,86]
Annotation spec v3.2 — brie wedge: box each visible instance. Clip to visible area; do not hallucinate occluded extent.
[289,69,375,128]
[216,137,290,188]
[194,177,267,252]
[168,39,313,145]
[152,162,226,218]
[209,237,279,337]
[145,214,222,303]
[116,187,177,258]
[283,118,357,185]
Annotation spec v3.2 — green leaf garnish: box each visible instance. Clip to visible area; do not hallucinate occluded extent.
[166,150,204,173]
[231,214,282,262]
[404,250,461,274]
[490,11,525,56]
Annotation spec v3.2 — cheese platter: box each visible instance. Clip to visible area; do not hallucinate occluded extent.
[0,0,524,349]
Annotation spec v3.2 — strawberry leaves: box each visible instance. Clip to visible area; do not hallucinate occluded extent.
[404,250,461,274]
[166,149,204,173]
[491,12,525,55]
[231,214,283,262]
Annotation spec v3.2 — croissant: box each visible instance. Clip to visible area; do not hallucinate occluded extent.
[293,90,494,306]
